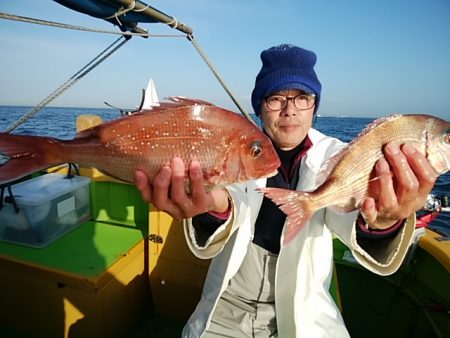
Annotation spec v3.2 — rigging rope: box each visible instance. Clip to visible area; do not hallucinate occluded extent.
[0,12,184,38]
[4,36,130,133]
[187,35,253,124]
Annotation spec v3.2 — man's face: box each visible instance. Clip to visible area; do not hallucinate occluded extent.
[260,89,315,150]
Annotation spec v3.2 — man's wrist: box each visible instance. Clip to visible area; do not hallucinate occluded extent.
[208,198,231,220]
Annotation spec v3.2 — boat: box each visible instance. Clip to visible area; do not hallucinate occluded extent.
[104,77,160,115]
[141,78,160,110]
[0,2,449,337]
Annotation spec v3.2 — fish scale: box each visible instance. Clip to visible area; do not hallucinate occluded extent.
[261,114,450,245]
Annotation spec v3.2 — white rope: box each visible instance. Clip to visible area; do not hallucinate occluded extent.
[103,1,136,20]
[133,3,150,12]
[167,17,179,29]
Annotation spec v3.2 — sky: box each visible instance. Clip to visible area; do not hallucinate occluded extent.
[0,0,449,119]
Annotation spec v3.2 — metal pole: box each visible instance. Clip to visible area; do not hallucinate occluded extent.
[102,0,193,35]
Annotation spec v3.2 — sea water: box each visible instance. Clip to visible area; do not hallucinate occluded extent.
[0,105,448,235]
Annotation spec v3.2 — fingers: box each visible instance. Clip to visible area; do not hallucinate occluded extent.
[189,159,208,211]
[153,157,195,219]
[169,157,208,217]
[384,143,418,207]
[134,157,231,220]
[134,170,152,203]
[362,157,398,229]
[152,164,174,209]
[384,143,436,211]
[360,197,377,225]
[134,167,187,218]
[401,144,436,199]
[374,156,397,212]
[169,157,190,209]
[364,142,437,229]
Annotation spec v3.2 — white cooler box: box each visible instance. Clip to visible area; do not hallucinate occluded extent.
[0,173,91,248]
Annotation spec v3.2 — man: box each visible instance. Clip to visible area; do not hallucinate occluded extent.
[134,44,436,337]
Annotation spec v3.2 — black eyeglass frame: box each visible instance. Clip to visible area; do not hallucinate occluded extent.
[264,93,316,111]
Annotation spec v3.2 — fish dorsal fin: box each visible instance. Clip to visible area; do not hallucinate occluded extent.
[135,96,214,115]
[167,96,215,106]
[75,97,216,139]
[353,114,402,139]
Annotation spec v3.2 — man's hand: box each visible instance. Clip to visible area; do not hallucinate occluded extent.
[361,142,437,230]
[134,157,230,220]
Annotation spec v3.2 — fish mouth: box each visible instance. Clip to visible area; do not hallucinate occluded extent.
[240,158,280,181]
[265,168,279,178]
[262,159,281,178]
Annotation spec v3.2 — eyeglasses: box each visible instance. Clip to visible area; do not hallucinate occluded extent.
[264,93,316,111]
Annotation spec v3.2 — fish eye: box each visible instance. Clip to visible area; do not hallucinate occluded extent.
[445,131,450,145]
[250,141,262,158]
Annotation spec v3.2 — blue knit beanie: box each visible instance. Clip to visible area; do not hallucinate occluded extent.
[251,44,322,116]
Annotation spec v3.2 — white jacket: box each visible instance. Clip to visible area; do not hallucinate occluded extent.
[182,128,416,338]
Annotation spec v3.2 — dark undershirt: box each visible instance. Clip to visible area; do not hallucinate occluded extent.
[252,141,308,253]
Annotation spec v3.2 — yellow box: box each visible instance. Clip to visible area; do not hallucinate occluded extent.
[419,228,450,273]
[148,207,211,322]
[0,221,150,338]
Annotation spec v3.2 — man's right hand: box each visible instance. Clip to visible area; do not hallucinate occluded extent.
[134,157,230,220]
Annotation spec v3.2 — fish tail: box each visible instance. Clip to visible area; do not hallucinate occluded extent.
[0,133,64,184]
[259,187,316,245]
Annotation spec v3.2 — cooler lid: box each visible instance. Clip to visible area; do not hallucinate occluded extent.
[5,173,90,206]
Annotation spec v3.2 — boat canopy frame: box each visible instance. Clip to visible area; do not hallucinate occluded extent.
[54,0,194,35]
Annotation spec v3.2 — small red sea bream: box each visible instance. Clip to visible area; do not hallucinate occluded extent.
[260,114,450,245]
[0,97,280,188]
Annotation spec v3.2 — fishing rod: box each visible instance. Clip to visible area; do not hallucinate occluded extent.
[416,193,449,228]
[423,194,449,213]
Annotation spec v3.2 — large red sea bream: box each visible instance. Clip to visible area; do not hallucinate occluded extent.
[0,98,280,188]
[261,114,450,244]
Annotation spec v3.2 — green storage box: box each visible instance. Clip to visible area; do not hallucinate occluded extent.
[89,180,149,227]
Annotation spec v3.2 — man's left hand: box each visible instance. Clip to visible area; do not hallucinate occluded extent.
[361,142,437,230]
